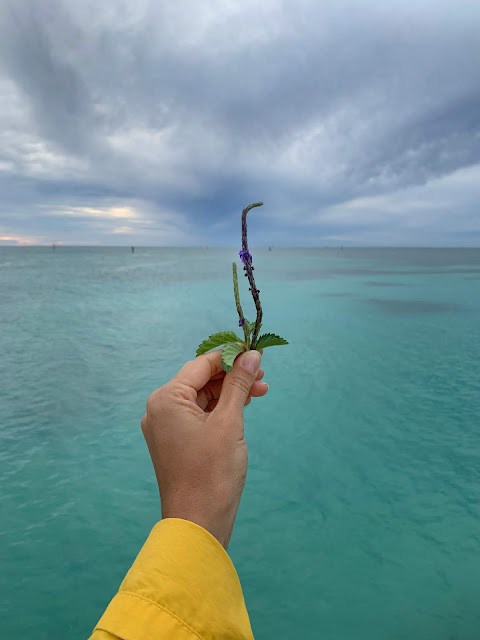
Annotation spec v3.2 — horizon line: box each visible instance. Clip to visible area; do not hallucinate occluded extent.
[1,245,480,250]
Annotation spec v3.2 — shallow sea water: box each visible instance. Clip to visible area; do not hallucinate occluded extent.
[1,247,480,639]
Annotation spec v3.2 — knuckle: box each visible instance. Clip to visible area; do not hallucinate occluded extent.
[208,355,218,380]
[146,386,166,413]
[146,394,156,413]
[228,374,251,396]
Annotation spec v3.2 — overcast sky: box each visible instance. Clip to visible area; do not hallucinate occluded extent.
[1,0,480,246]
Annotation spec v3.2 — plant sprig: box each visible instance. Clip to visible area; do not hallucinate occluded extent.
[196,202,288,371]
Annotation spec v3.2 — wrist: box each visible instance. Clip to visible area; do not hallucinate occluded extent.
[161,496,238,549]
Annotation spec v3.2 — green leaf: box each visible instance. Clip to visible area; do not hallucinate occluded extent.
[255,333,289,349]
[221,341,245,372]
[245,319,261,337]
[245,319,255,336]
[196,331,243,357]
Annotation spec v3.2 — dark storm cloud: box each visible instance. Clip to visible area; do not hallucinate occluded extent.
[1,1,91,151]
[1,0,480,245]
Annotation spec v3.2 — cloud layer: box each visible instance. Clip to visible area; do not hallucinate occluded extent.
[1,0,480,245]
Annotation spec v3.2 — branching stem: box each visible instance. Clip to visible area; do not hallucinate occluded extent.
[241,202,263,349]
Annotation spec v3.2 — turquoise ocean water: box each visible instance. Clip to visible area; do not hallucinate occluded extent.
[1,247,480,639]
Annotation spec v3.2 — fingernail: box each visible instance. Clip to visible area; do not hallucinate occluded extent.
[240,350,261,375]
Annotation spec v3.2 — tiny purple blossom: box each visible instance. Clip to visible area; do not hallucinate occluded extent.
[239,250,252,265]
[238,317,244,326]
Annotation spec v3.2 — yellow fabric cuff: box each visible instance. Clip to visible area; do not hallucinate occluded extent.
[92,518,254,640]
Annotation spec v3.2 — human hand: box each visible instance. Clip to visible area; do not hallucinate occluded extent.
[141,349,267,549]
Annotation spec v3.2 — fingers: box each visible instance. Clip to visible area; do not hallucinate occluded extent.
[204,381,268,412]
[171,349,223,391]
[215,350,262,416]
[209,350,263,381]
[251,380,269,397]
[173,348,262,389]
[205,398,218,412]
[174,348,266,411]
[208,368,264,399]
[197,372,267,411]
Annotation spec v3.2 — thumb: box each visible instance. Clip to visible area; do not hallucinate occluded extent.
[216,350,262,415]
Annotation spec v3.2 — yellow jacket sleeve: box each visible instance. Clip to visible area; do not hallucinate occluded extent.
[89,518,254,640]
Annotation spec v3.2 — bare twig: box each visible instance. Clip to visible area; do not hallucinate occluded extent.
[232,262,249,347]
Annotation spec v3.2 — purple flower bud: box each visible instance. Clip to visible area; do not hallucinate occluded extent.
[239,317,244,326]
[239,250,252,265]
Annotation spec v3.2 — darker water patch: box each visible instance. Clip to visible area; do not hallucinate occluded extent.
[282,266,480,281]
[320,292,353,297]
[312,247,480,267]
[364,281,406,287]
[366,299,464,315]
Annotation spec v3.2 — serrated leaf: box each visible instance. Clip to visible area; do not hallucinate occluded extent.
[196,331,243,357]
[255,333,289,349]
[221,341,245,372]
